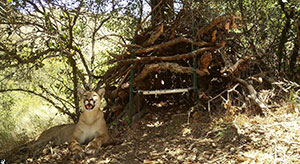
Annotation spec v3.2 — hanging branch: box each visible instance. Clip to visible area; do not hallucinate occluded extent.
[0,44,60,70]
[0,88,77,121]
[39,85,74,109]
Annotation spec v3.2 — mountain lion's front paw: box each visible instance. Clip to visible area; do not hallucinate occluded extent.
[85,147,99,155]
[70,140,84,159]
[70,140,83,152]
[85,140,102,154]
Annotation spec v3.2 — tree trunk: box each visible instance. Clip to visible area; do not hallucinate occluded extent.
[289,37,299,78]
[68,56,80,123]
[276,17,291,73]
[277,0,292,73]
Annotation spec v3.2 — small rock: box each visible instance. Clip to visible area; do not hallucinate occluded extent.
[192,147,198,153]
[212,142,216,147]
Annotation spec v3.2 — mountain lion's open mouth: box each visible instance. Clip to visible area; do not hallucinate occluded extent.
[85,100,95,110]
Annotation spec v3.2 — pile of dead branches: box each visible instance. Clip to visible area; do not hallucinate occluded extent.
[101,9,278,123]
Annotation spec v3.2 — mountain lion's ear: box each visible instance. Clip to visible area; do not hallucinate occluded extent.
[97,88,105,98]
[77,87,85,97]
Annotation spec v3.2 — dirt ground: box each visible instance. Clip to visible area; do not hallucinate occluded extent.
[2,103,300,164]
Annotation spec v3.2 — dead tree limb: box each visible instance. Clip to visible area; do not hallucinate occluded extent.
[117,46,221,65]
[143,24,164,46]
[234,77,268,114]
[134,62,209,83]
[197,15,231,38]
[221,56,251,76]
[135,37,211,54]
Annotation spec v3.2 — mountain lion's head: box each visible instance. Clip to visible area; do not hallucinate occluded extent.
[78,88,105,111]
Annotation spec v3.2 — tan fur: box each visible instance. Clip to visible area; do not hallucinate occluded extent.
[72,88,111,149]
[37,124,75,145]
[21,124,75,150]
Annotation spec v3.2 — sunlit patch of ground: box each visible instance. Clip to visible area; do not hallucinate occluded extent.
[231,104,300,163]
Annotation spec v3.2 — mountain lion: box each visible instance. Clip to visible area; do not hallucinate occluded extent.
[20,88,111,154]
[71,88,111,153]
